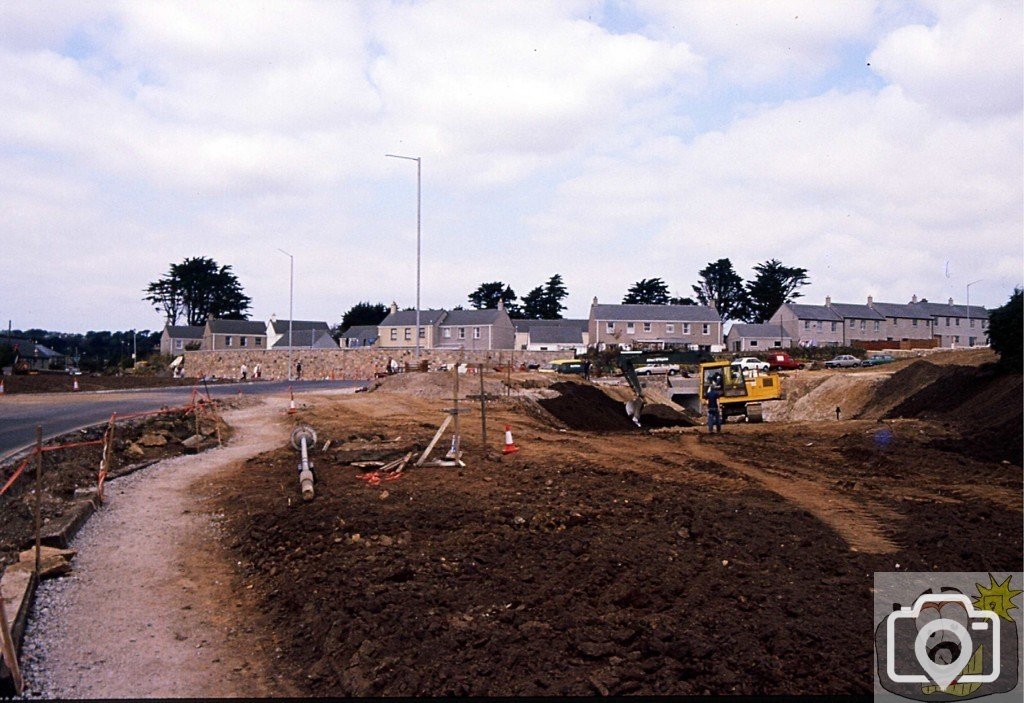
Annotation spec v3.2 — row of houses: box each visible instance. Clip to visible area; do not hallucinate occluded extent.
[161,293,990,356]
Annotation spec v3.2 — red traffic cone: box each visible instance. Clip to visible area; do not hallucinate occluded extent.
[287,386,297,414]
[502,424,519,455]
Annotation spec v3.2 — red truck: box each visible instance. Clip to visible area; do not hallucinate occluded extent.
[766,352,804,370]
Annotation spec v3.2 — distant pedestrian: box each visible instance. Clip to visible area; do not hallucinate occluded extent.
[582,360,592,381]
[835,406,841,421]
[706,384,723,433]
[296,360,303,380]
[240,363,248,381]
[253,363,261,379]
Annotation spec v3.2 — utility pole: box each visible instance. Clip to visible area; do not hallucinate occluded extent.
[278,249,294,380]
[386,153,422,357]
[966,279,982,347]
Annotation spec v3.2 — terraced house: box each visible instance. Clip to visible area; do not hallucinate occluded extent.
[201,318,267,351]
[588,300,723,351]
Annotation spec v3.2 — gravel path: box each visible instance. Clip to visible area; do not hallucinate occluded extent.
[17,402,297,699]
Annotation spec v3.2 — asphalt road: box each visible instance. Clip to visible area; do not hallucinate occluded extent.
[0,379,368,464]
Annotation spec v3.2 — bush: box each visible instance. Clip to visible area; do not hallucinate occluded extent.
[988,288,1022,372]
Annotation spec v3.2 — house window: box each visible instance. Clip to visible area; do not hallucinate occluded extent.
[404,328,411,340]
[255,337,262,346]
[473,327,481,339]
[955,318,960,326]
[969,319,975,328]
[241,337,248,347]
[175,339,183,349]
[773,340,782,347]
[390,329,397,341]
[873,321,880,332]
[702,323,710,335]
[683,323,691,334]
[849,319,855,328]
[945,317,950,325]
[643,322,651,333]
[666,323,674,333]
[804,321,810,330]
[953,335,960,344]
[859,320,866,331]
[443,328,451,339]
[750,340,758,348]
[459,328,466,339]
[626,322,635,334]
[606,322,614,334]
[912,319,918,327]
[225,336,233,347]
[830,322,837,332]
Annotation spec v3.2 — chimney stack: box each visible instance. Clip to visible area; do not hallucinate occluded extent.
[389,301,398,315]
[497,298,505,312]
[825,295,832,306]
[867,295,873,307]
[948,297,954,306]
[910,294,918,304]
[592,296,599,305]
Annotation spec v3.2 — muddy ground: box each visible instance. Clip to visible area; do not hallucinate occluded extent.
[212,364,1022,697]
[0,403,230,567]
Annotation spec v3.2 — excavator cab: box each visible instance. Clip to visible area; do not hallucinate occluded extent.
[698,360,780,422]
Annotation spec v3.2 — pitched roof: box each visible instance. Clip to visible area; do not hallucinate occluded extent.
[271,329,337,349]
[869,301,933,320]
[379,309,447,326]
[164,325,205,339]
[207,319,267,335]
[727,323,791,339]
[512,318,588,333]
[911,301,988,319]
[340,325,378,341]
[529,326,585,344]
[784,304,843,321]
[441,309,509,326]
[269,319,330,335]
[590,304,721,322]
[9,339,64,359]
[828,303,885,321]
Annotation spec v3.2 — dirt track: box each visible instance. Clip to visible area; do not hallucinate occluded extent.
[20,403,297,698]
[208,373,1021,697]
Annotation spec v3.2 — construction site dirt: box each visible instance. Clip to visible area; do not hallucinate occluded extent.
[205,358,1022,697]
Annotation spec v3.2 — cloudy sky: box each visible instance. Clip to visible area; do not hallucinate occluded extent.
[2,0,1021,332]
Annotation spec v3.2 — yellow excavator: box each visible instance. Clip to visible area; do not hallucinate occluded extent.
[619,352,782,426]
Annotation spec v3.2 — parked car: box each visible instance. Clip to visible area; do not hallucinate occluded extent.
[766,352,804,371]
[730,357,770,372]
[635,363,680,376]
[824,354,861,368]
[539,359,585,374]
[861,354,895,367]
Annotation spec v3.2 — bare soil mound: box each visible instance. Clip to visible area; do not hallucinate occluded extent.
[538,382,638,432]
[880,363,1022,464]
[372,371,511,399]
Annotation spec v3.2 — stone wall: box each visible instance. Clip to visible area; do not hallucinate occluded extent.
[182,348,568,381]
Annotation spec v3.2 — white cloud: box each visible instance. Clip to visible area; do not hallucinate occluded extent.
[869,1,1023,119]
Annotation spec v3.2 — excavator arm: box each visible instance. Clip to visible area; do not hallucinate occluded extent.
[618,350,714,425]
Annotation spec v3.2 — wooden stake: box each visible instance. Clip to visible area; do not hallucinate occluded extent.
[507,349,513,397]
[34,426,42,578]
[452,362,461,459]
[415,414,453,466]
[0,584,23,695]
[478,363,487,456]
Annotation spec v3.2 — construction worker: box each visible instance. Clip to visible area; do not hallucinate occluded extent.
[706,380,723,433]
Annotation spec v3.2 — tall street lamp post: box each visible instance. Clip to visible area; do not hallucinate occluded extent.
[278,248,294,380]
[386,153,422,358]
[966,279,982,347]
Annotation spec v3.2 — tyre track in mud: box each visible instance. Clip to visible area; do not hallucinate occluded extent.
[678,434,900,554]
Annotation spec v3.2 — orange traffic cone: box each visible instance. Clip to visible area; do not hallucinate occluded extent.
[288,386,297,414]
[73,378,79,391]
[502,424,519,455]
